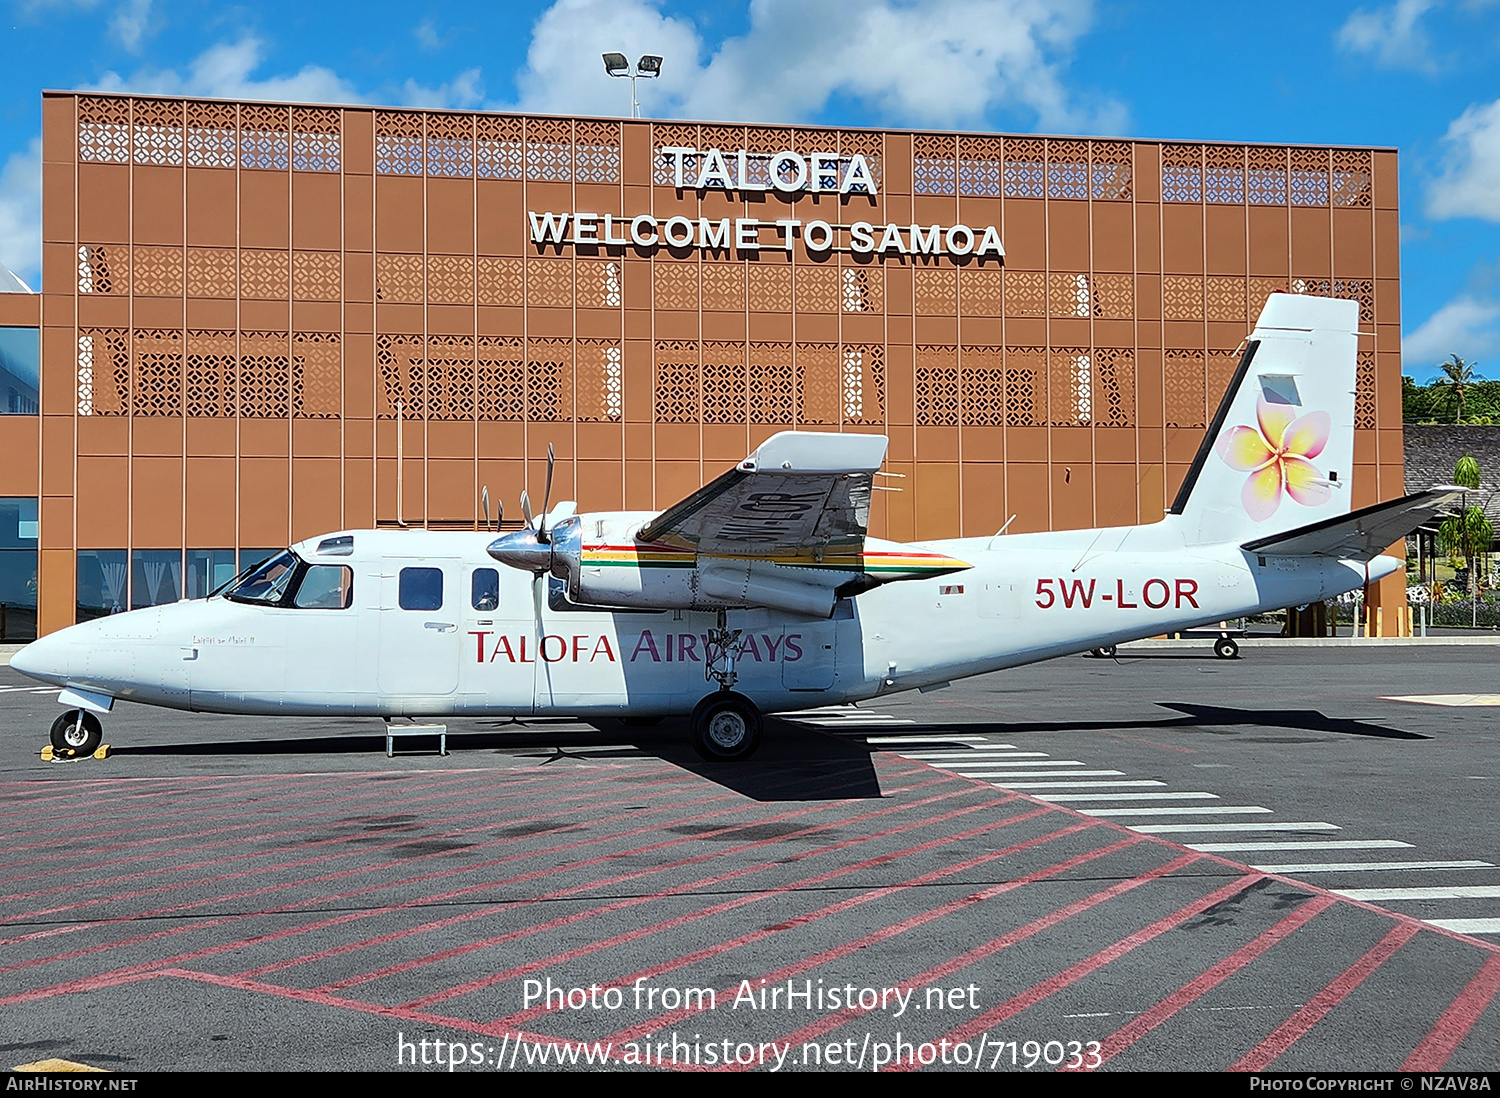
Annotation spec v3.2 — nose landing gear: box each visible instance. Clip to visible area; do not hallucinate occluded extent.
[48,709,104,758]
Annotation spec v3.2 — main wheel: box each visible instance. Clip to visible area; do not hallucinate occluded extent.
[1214,637,1239,660]
[49,710,102,756]
[689,693,762,762]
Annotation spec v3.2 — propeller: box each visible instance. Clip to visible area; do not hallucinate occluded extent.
[487,443,559,575]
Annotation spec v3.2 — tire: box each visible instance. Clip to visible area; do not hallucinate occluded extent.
[1214,637,1239,660]
[50,710,102,756]
[689,692,763,762]
[1090,645,1117,658]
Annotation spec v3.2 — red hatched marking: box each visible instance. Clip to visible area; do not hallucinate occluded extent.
[1231,921,1421,1072]
[1402,952,1500,1071]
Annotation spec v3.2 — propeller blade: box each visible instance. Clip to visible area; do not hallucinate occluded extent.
[481,485,491,529]
[495,496,503,531]
[520,489,534,529]
[538,443,556,543]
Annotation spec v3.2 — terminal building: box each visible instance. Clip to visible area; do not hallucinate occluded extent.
[0,92,1407,640]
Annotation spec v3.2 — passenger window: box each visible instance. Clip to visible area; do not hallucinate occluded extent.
[472,568,499,611]
[399,567,443,611]
[292,565,353,609]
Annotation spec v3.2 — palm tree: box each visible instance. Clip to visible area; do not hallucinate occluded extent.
[1435,354,1479,423]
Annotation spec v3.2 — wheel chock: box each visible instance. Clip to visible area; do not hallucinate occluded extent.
[39,744,110,763]
[40,745,53,762]
[93,743,111,760]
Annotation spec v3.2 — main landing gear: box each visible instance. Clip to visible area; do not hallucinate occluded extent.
[689,692,763,762]
[49,709,103,757]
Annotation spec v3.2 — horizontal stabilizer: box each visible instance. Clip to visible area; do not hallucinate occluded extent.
[1242,487,1468,560]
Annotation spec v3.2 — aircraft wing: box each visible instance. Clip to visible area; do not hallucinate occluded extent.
[637,431,889,556]
[1242,487,1468,560]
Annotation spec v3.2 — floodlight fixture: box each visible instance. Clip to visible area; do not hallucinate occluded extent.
[602,52,663,118]
[602,52,629,77]
[636,55,662,76]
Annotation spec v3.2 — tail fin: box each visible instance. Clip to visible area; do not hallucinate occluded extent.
[1171,293,1359,546]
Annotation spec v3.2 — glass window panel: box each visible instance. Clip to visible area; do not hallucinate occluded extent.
[0,497,38,548]
[77,549,128,621]
[472,568,499,611]
[0,328,39,415]
[186,549,237,599]
[292,564,353,609]
[226,551,298,604]
[131,549,183,610]
[0,548,38,641]
[399,567,443,611]
[239,548,282,573]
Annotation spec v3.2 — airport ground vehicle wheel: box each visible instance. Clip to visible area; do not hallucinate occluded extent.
[1090,645,1117,658]
[49,709,102,755]
[1214,637,1239,660]
[689,692,762,762]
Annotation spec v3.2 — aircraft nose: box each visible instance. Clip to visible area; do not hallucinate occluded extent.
[9,631,66,685]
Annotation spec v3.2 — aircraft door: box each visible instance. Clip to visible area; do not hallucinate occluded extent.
[378,557,463,698]
[782,621,836,690]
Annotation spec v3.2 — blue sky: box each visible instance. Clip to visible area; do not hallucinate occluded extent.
[2,0,1498,381]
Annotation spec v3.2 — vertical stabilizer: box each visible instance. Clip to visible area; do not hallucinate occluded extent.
[1171,293,1359,546]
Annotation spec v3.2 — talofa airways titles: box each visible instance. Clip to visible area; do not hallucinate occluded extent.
[469,630,806,664]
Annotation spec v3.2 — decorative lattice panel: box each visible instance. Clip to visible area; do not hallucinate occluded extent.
[796,343,839,426]
[1047,140,1090,200]
[131,246,182,297]
[916,345,959,427]
[526,256,573,308]
[1205,276,1247,322]
[699,125,744,171]
[76,329,130,416]
[1093,347,1135,426]
[1207,351,1239,421]
[186,248,236,298]
[1291,276,1333,297]
[77,245,126,294]
[1005,270,1046,317]
[241,250,289,300]
[749,343,795,423]
[375,254,424,303]
[1161,144,1203,203]
[425,335,474,420]
[1162,276,1205,321]
[702,341,746,425]
[1248,276,1289,314]
[1332,150,1373,208]
[795,264,839,313]
[957,136,1003,197]
[528,337,572,422]
[1092,273,1134,319]
[577,339,623,422]
[840,130,883,193]
[576,260,622,309]
[1049,273,1093,318]
[960,347,1005,427]
[842,344,885,426]
[1203,146,1245,204]
[1289,148,1330,206]
[291,108,340,172]
[476,115,524,180]
[292,251,342,302]
[961,269,1004,316]
[653,124,699,185]
[1163,349,1206,428]
[186,331,235,417]
[913,134,956,196]
[477,257,524,306]
[654,341,699,423]
[240,332,290,418]
[240,105,290,171]
[292,331,342,419]
[375,111,424,175]
[526,118,573,183]
[131,330,182,416]
[1091,141,1133,201]
[1334,278,1375,326]
[914,268,956,315]
[653,262,697,311]
[574,119,620,183]
[1356,350,1377,429]
[477,336,524,420]
[1247,148,1288,205]
[132,99,184,166]
[186,102,237,168]
[747,265,792,312]
[427,255,474,305]
[1005,349,1047,427]
[1049,346,1092,426]
[841,265,883,313]
[78,97,131,164]
[425,114,473,179]
[376,334,426,419]
[1004,138,1046,199]
[701,262,745,311]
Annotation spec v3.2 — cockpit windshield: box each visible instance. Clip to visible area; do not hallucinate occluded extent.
[223,551,300,604]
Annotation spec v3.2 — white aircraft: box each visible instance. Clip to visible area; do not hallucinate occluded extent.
[11,294,1461,761]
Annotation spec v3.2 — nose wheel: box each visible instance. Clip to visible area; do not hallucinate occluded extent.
[689,692,763,762]
[49,709,103,756]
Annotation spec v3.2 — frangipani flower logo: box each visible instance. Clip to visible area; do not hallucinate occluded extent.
[1214,397,1332,521]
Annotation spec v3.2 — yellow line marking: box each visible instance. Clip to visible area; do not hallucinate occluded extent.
[1383,694,1500,707]
[13,1059,107,1072]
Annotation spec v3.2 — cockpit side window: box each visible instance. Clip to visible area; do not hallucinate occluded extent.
[224,551,300,604]
[472,568,499,611]
[291,565,353,609]
[399,567,444,611]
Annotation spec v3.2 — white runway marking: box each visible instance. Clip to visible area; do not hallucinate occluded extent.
[894,749,1022,758]
[1189,840,1414,853]
[1333,885,1500,902]
[1129,822,1342,833]
[900,753,1052,764]
[1000,780,1167,790]
[1427,918,1500,934]
[1251,860,1495,874]
[863,734,994,745]
[1085,805,1272,817]
[986,770,1128,780]
[1038,792,1220,803]
[793,715,916,726]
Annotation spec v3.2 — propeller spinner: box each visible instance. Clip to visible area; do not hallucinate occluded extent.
[488,444,559,575]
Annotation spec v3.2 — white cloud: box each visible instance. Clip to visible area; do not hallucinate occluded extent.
[401,68,485,110]
[1428,97,1500,221]
[1336,0,1439,71]
[109,0,152,52]
[414,19,444,51]
[511,0,1120,132]
[88,37,370,104]
[1404,295,1500,366]
[0,139,42,288]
